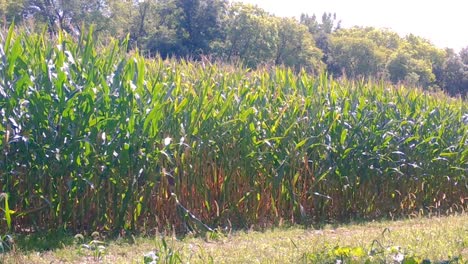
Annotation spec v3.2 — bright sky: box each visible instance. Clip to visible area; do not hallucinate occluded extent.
[234,0,468,52]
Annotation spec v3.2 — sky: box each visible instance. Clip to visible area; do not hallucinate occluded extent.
[234,0,468,52]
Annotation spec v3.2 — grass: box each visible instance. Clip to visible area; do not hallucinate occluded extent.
[1,214,467,263]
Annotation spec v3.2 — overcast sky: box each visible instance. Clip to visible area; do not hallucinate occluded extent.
[233,0,468,52]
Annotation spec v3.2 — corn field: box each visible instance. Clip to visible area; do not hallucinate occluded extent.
[0,28,467,234]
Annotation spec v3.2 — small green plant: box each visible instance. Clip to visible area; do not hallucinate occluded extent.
[0,234,14,253]
[302,227,465,263]
[0,193,13,231]
[146,238,182,264]
[75,232,107,261]
[143,251,159,264]
[205,229,225,242]
[0,193,15,257]
[142,237,184,264]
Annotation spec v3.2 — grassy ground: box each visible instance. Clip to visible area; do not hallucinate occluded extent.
[1,214,467,263]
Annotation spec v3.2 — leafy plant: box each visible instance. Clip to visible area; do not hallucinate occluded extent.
[0,193,13,231]
[143,238,182,264]
[302,227,465,263]
[0,26,466,235]
[0,234,14,253]
[0,193,15,255]
[75,232,107,261]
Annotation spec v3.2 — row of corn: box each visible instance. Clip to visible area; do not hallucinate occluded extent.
[0,28,466,233]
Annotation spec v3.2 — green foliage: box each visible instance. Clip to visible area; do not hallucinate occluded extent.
[328,27,449,90]
[300,12,341,62]
[143,0,228,59]
[0,193,12,230]
[435,47,468,97]
[396,34,446,87]
[0,0,464,97]
[216,4,324,71]
[143,238,183,264]
[0,192,14,255]
[21,0,110,34]
[2,214,467,262]
[303,228,465,263]
[328,34,386,78]
[0,0,24,25]
[274,17,324,72]
[0,29,466,235]
[218,3,278,67]
[75,232,107,261]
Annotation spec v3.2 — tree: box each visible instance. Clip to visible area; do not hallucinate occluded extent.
[22,0,109,35]
[394,34,446,88]
[300,12,341,62]
[325,27,446,88]
[0,0,25,26]
[387,51,434,87]
[334,27,400,51]
[103,0,140,40]
[219,3,278,68]
[144,0,227,59]
[176,0,227,57]
[436,48,468,97]
[387,52,410,83]
[460,46,468,65]
[274,17,323,72]
[113,0,160,49]
[328,34,385,78]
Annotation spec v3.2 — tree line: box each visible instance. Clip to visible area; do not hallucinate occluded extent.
[1,0,467,96]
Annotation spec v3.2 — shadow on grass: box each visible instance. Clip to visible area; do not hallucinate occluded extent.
[14,230,76,252]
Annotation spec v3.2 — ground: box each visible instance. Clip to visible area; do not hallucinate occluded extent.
[2,214,467,263]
